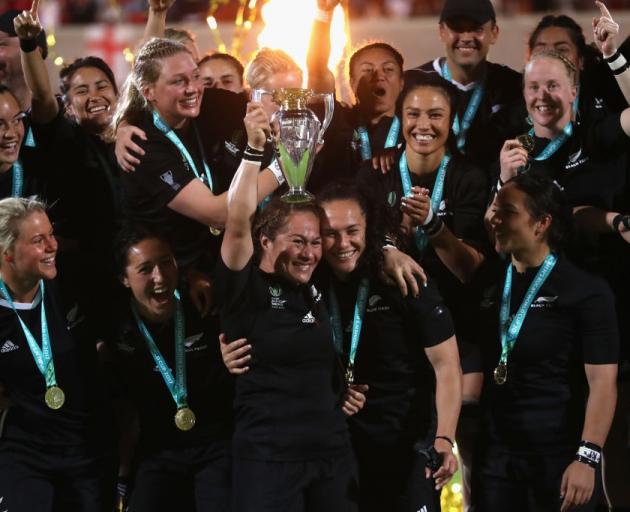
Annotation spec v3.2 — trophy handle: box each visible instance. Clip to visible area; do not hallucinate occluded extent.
[251,88,273,103]
[312,93,334,144]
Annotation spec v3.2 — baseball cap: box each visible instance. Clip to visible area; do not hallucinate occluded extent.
[439,0,496,26]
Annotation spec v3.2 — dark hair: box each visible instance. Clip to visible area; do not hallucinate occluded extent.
[0,85,20,107]
[528,15,586,59]
[199,52,245,84]
[59,56,119,103]
[505,173,572,251]
[349,42,404,79]
[253,198,324,257]
[398,69,460,154]
[112,224,173,279]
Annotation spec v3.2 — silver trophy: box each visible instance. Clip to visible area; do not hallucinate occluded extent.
[252,88,334,203]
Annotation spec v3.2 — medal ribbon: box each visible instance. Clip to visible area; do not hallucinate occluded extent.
[399,151,450,252]
[528,122,573,161]
[0,280,57,387]
[357,116,400,161]
[498,253,557,365]
[11,160,24,197]
[131,290,189,408]
[329,277,369,371]
[152,111,214,191]
[441,62,485,151]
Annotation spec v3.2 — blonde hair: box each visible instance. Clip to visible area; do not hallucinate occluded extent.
[0,197,47,255]
[245,48,303,90]
[108,38,192,141]
[526,48,578,87]
[164,27,196,46]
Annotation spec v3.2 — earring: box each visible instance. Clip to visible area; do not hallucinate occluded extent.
[4,255,13,262]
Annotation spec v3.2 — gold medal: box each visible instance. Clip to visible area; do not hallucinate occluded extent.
[174,407,196,431]
[493,363,507,385]
[45,385,65,410]
[209,226,222,236]
[516,133,535,154]
[344,364,354,386]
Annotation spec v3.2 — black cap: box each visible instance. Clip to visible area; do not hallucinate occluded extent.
[0,10,48,60]
[439,0,496,25]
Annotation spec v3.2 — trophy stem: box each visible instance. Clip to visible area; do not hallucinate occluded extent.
[281,187,315,204]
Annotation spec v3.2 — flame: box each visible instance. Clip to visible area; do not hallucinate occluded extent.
[257,0,348,86]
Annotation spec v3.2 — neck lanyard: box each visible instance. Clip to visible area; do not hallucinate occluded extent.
[11,160,24,197]
[494,253,557,384]
[441,61,485,151]
[131,290,188,408]
[152,110,214,191]
[528,122,573,161]
[329,277,369,385]
[399,151,450,252]
[357,116,400,161]
[0,279,63,407]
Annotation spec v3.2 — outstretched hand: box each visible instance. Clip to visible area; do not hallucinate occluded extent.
[148,0,175,13]
[592,1,620,58]
[13,0,42,40]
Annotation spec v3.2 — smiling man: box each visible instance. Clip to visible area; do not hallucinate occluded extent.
[412,0,521,168]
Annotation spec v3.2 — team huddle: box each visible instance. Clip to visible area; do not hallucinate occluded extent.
[0,0,628,511]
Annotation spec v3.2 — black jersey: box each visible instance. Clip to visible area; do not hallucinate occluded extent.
[472,257,618,453]
[215,256,349,461]
[0,279,110,449]
[491,116,628,211]
[197,88,274,195]
[412,59,523,168]
[122,112,219,271]
[327,273,455,447]
[360,149,489,345]
[106,294,233,457]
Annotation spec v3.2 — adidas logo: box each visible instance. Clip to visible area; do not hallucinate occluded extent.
[0,340,18,353]
[302,311,316,324]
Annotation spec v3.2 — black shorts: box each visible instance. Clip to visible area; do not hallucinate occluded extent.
[471,446,602,512]
[130,441,231,512]
[0,439,115,512]
[353,439,440,512]
[232,450,358,512]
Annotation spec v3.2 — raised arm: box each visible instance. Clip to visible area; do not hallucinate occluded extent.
[142,0,174,44]
[220,102,269,270]
[13,0,59,123]
[306,0,339,93]
[593,1,630,106]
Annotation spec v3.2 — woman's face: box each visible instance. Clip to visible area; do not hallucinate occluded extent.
[402,86,451,157]
[145,52,203,129]
[258,70,303,118]
[0,91,24,172]
[321,199,367,278]
[5,211,57,281]
[122,238,178,321]
[66,66,117,135]
[260,211,322,285]
[488,183,549,255]
[523,57,576,134]
[199,58,243,93]
[530,26,582,70]
[350,46,404,118]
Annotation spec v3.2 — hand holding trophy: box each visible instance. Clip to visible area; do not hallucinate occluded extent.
[251,88,334,203]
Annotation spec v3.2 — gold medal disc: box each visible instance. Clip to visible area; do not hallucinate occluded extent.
[174,407,196,431]
[344,365,354,387]
[209,226,222,236]
[493,363,508,385]
[516,134,535,154]
[45,386,65,410]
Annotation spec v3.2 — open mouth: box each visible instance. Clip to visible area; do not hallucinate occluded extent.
[180,96,199,108]
[334,250,357,262]
[41,256,56,267]
[413,134,436,142]
[86,104,110,115]
[0,141,18,151]
[373,86,387,97]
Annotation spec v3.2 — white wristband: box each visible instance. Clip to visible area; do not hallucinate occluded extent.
[608,53,628,71]
[315,8,332,23]
[268,159,285,185]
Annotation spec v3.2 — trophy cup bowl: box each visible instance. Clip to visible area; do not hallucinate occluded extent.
[251,87,334,203]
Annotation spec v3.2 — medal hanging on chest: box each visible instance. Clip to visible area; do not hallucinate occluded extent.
[495,254,557,385]
[0,280,65,409]
[132,290,196,431]
[329,278,369,387]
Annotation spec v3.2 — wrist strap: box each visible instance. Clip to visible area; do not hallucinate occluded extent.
[604,50,621,63]
[19,38,38,53]
[575,440,601,468]
[607,52,628,73]
[435,435,455,447]
[267,158,285,185]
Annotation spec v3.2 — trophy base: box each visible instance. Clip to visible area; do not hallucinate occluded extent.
[281,188,315,204]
